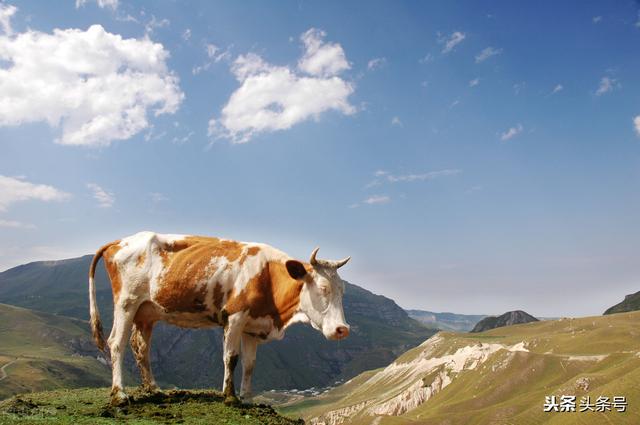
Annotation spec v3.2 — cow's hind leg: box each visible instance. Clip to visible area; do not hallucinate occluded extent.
[130,302,159,393]
[222,312,245,405]
[240,333,258,399]
[108,302,137,406]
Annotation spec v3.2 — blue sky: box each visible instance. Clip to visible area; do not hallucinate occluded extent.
[0,0,639,317]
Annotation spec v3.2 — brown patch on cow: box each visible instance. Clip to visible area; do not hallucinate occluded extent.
[225,261,304,329]
[239,246,261,265]
[154,236,246,313]
[136,252,146,268]
[213,284,224,310]
[102,243,123,302]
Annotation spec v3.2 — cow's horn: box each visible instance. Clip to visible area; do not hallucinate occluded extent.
[309,247,350,269]
[309,247,320,266]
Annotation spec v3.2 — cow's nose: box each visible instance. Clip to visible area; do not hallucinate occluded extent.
[335,326,350,339]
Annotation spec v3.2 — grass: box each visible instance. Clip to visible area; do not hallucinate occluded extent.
[0,388,303,424]
[284,311,640,425]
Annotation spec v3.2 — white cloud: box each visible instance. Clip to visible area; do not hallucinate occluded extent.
[0,219,35,229]
[144,15,170,35]
[87,183,114,208]
[440,31,466,54]
[469,78,480,87]
[592,16,602,23]
[366,169,461,188]
[364,195,390,205]
[298,28,350,77]
[386,169,461,183]
[0,24,183,147]
[391,116,402,127]
[367,57,386,71]
[0,175,70,212]
[209,29,355,144]
[182,28,191,41]
[513,82,525,95]
[634,116,640,137]
[76,0,118,9]
[595,76,619,96]
[192,43,231,74]
[475,46,502,63]
[0,3,17,35]
[500,124,523,141]
[551,84,563,94]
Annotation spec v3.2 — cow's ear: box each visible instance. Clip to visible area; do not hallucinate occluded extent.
[285,260,307,280]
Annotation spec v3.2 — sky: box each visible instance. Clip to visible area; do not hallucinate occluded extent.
[0,0,639,317]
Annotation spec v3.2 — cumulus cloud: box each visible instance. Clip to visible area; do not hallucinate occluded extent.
[0,3,17,35]
[298,28,350,77]
[0,24,183,147]
[0,175,70,212]
[500,124,523,141]
[209,28,355,144]
[475,47,502,63]
[87,183,114,208]
[595,76,619,96]
[634,116,640,137]
[76,0,118,9]
[440,31,465,54]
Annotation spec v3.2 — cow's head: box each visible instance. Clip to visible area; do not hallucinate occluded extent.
[285,248,351,340]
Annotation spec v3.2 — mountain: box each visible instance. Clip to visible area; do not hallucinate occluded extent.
[0,255,435,395]
[470,310,538,333]
[406,310,486,332]
[283,311,640,424]
[0,303,111,400]
[604,290,640,315]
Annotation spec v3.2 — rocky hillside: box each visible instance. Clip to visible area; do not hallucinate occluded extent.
[406,310,486,332]
[470,310,538,333]
[0,388,302,424]
[0,256,434,395]
[284,311,640,424]
[604,290,640,315]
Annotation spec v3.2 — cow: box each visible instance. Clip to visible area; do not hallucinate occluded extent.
[88,231,351,406]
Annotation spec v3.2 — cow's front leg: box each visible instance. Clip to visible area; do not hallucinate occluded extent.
[222,312,245,405]
[240,333,258,399]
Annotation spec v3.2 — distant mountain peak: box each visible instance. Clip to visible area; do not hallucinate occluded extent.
[604,290,640,315]
[470,310,538,333]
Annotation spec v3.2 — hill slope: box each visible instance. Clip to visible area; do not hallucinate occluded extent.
[284,311,640,424]
[0,388,302,424]
[470,310,539,333]
[0,303,111,400]
[604,290,640,315]
[0,256,434,394]
[406,310,486,332]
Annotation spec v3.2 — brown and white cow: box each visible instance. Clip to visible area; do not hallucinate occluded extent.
[88,231,350,405]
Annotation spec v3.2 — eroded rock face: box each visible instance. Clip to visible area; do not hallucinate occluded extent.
[310,337,529,425]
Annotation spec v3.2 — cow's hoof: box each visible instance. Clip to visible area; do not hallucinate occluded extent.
[141,384,161,394]
[223,394,240,406]
[110,389,130,406]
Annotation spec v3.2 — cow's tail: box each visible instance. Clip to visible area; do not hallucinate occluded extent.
[89,241,117,353]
